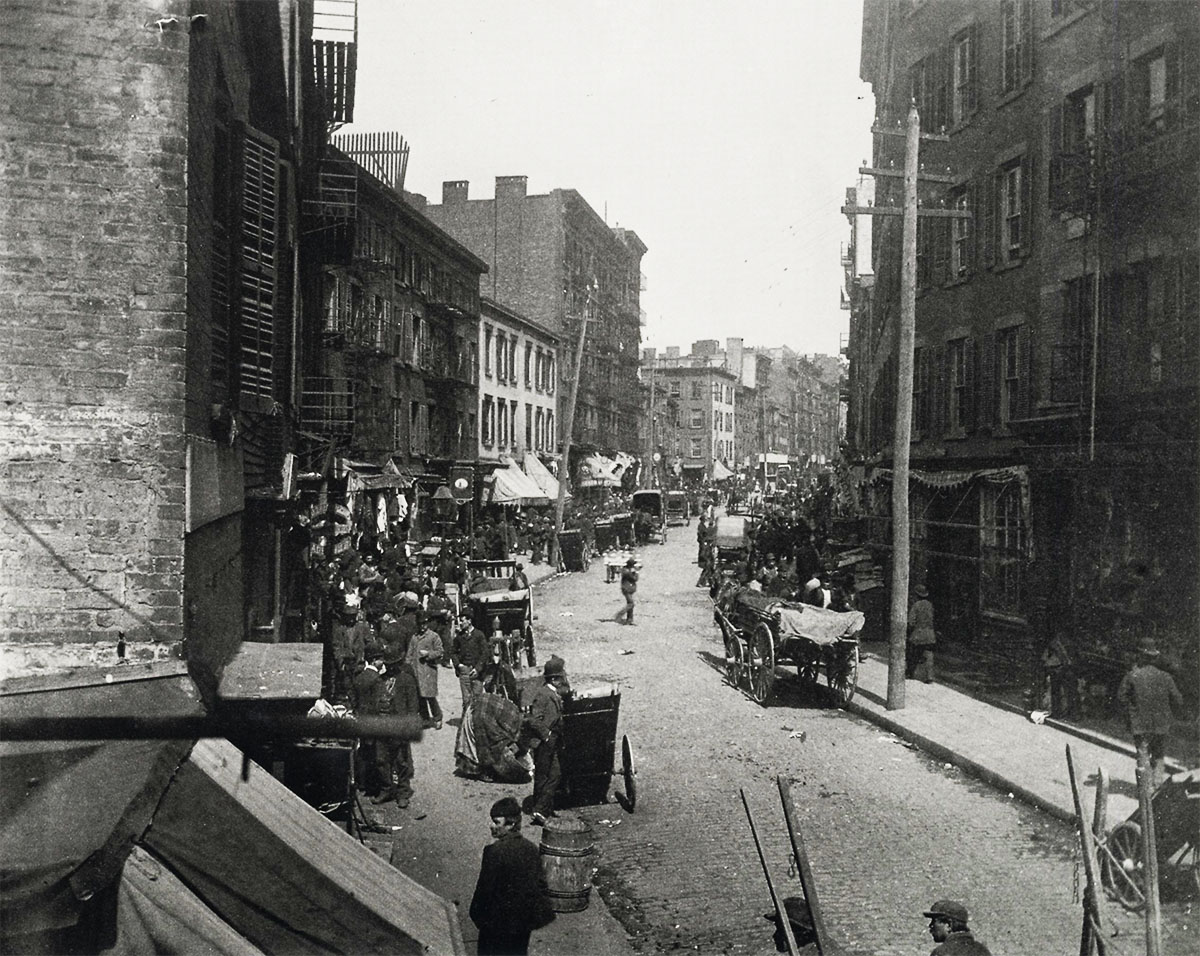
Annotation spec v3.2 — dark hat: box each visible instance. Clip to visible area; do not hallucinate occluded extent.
[1137,637,1161,658]
[914,584,929,598]
[515,562,524,570]
[490,796,522,822]
[626,557,637,567]
[544,655,566,678]
[923,900,969,924]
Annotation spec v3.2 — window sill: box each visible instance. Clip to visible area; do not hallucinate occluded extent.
[944,273,972,288]
[948,116,975,137]
[994,257,1026,273]
[996,84,1030,110]
[981,609,1028,629]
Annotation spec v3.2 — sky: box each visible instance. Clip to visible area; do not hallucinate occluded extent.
[343,0,876,357]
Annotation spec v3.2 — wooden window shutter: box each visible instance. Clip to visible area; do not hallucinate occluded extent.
[1019,0,1034,87]
[933,216,950,285]
[934,344,948,435]
[1164,40,1182,127]
[234,123,279,400]
[1016,326,1032,419]
[981,170,996,269]
[1048,104,1065,208]
[967,24,980,115]
[963,337,977,432]
[1019,152,1034,256]
[966,180,978,275]
[978,329,996,429]
[936,44,950,132]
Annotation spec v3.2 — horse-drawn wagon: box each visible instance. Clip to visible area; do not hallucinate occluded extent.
[714,588,863,707]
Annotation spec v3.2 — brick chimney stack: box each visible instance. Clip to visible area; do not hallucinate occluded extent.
[442,180,469,204]
[495,175,527,201]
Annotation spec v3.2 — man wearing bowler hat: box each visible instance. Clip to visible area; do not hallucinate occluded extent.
[922,899,991,955]
[521,655,570,825]
[1118,637,1185,789]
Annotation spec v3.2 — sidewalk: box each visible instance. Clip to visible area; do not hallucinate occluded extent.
[848,644,1165,827]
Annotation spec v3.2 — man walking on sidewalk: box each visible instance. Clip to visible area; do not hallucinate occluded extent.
[906,584,937,683]
[922,899,991,955]
[1118,637,1185,789]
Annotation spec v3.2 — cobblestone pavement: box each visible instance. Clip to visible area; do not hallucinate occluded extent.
[529,527,1195,956]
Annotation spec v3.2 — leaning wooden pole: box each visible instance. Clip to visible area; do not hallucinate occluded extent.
[887,102,920,710]
[1135,744,1163,956]
[778,776,833,956]
[1066,745,1108,956]
[550,283,592,569]
[741,789,799,956]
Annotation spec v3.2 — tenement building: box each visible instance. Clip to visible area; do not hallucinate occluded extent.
[853,0,1198,698]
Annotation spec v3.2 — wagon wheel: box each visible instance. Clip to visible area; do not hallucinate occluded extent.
[580,548,591,571]
[797,650,821,686]
[523,622,537,668]
[826,643,859,706]
[747,622,776,705]
[660,526,667,545]
[621,734,637,812]
[722,624,745,688]
[1100,821,1147,910]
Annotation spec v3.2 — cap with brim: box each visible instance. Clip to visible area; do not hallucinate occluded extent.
[922,900,968,924]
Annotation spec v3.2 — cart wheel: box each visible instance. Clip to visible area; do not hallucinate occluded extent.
[1101,821,1146,909]
[723,628,745,688]
[798,653,821,686]
[581,549,591,571]
[523,623,537,668]
[660,528,667,545]
[826,643,859,706]
[621,733,637,812]
[748,622,776,704]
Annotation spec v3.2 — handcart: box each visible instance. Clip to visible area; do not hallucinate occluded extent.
[557,528,591,572]
[1099,767,1200,909]
[465,559,536,668]
[715,588,863,707]
[631,490,668,545]
[557,684,637,811]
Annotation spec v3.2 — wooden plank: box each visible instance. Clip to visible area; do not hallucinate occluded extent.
[1066,745,1108,956]
[741,789,799,956]
[778,776,836,955]
[218,642,324,700]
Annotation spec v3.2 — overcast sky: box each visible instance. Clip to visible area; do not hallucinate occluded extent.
[345,0,876,357]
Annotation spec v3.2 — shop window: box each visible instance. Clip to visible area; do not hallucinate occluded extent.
[980,483,1025,618]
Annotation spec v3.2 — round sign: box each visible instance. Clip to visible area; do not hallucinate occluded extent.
[453,476,470,491]
[652,452,661,462]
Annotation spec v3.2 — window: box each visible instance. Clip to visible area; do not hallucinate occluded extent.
[1002,164,1022,257]
[1051,277,1089,403]
[981,483,1024,617]
[690,410,704,428]
[546,411,555,449]
[951,27,978,124]
[510,401,518,447]
[509,341,518,386]
[913,346,929,433]
[951,187,973,278]
[234,127,281,399]
[481,395,494,445]
[690,381,702,400]
[525,403,533,449]
[669,380,680,397]
[392,398,404,449]
[496,332,507,382]
[689,438,702,458]
[483,326,493,377]
[998,327,1020,425]
[524,342,533,388]
[1050,86,1095,211]
[1000,0,1032,96]
[910,50,947,133]
[497,400,508,447]
[948,338,969,432]
[409,401,428,455]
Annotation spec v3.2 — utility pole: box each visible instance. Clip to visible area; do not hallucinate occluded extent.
[550,280,594,568]
[842,103,968,710]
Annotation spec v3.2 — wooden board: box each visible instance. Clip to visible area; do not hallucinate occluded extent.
[218,643,323,701]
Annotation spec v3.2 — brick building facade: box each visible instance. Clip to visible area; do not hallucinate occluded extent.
[420,178,647,473]
[853,0,1198,692]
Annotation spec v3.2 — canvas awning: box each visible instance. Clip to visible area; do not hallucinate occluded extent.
[523,452,567,500]
[578,455,620,488]
[711,460,734,480]
[487,461,549,506]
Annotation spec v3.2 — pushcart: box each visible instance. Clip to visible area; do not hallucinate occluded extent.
[715,589,863,707]
[557,684,637,811]
[631,490,668,545]
[1099,767,1200,909]
[557,529,591,572]
[465,559,536,668]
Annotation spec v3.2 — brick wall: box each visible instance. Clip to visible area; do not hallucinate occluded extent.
[0,0,190,654]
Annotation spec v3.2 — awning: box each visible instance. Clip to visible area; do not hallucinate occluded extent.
[487,461,549,506]
[523,452,568,501]
[578,455,620,488]
[0,674,465,955]
[611,452,636,483]
[344,459,414,492]
[711,460,734,480]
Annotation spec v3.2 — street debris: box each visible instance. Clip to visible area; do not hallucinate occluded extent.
[787,731,806,741]
[619,649,635,655]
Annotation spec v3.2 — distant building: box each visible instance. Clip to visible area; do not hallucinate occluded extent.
[478,297,559,464]
[421,177,647,478]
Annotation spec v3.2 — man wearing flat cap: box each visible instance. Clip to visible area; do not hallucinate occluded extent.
[1118,637,1185,789]
[922,899,991,955]
[521,655,570,825]
[470,796,554,955]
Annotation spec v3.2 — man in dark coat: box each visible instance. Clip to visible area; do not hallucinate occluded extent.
[451,615,490,712]
[620,558,639,625]
[922,899,992,955]
[469,796,554,955]
[521,655,569,825]
[1118,637,1185,789]
[358,646,420,807]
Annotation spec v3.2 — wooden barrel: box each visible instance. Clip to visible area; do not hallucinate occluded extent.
[539,815,595,913]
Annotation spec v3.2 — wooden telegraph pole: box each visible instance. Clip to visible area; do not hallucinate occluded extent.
[550,280,594,568]
[842,103,967,709]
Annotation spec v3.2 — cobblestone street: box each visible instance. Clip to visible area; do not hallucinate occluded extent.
[525,527,1193,955]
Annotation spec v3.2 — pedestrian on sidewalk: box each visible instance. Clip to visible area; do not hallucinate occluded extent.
[520,655,569,825]
[620,557,639,625]
[469,796,555,955]
[1117,637,1185,789]
[906,584,937,683]
[922,899,991,955]
[1040,629,1078,717]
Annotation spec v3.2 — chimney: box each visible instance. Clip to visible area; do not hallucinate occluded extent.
[665,346,680,358]
[642,347,657,361]
[726,337,744,372]
[495,175,527,201]
[442,180,469,204]
[692,339,718,357]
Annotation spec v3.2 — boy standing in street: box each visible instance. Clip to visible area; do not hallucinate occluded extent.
[469,796,554,955]
[620,558,639,625]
